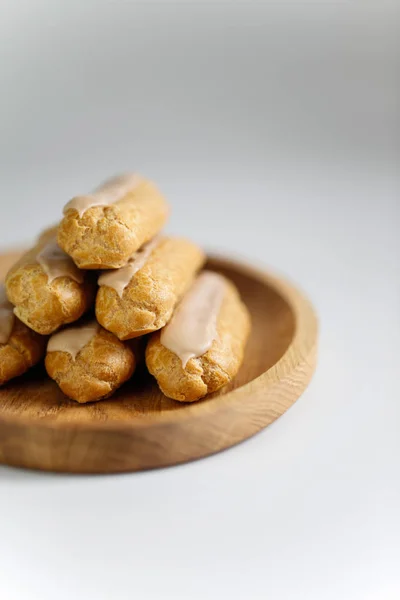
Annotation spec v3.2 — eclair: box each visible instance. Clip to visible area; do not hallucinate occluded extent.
[58,174,169,269]
[45,320,136,403]
[146,271,251,402]
[5,236,95,335]
[0,285,46,386]
[96,236,205,340]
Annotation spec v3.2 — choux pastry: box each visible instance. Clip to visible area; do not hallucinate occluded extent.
[45,319,136,403]
[0,285,47,386]
[5,236,95,335]
[146,271,251,402]
[58,174,169,269]
[96,236,205,340]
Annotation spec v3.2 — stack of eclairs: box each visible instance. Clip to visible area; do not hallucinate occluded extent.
[0,174,251,403]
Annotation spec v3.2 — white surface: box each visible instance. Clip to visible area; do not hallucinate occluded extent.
[0,2,399,599]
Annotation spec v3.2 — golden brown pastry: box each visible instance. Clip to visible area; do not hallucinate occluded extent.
[45,320,136,403]
[146,271,251,402]
[58,174,169,269]
[0,285,46,386]
[5,236,95,335]
[96,236,205,340]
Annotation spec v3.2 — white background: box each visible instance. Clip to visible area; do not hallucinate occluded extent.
[0,2,399,599]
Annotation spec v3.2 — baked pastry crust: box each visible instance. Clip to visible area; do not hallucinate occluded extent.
[58,178,169,269]
[5,239,95,335]
[0,318,46,386]
[96,237,205,340]
[45,324,136,403]
[146,275,251,402]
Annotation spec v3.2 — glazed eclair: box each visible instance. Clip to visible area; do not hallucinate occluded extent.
[0,285,46,386]
[45,320,136,403]
[96,236,205,340]
[145,271,251,402]
[58,174,169,269]
[5,236,95,335]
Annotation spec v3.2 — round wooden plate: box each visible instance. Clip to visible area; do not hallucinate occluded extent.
[0,251,318,474]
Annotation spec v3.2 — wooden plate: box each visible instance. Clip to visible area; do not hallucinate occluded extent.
[0,251,318,473]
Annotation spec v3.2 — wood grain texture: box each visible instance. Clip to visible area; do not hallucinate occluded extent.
[0,250,318,473]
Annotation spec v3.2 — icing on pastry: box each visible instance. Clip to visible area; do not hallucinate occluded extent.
[37,238,84,284]
[63,173,140,217]
[98,236,161,298]
[47,320,99,359]
[160,271,225,368]
[0,284,15,344]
